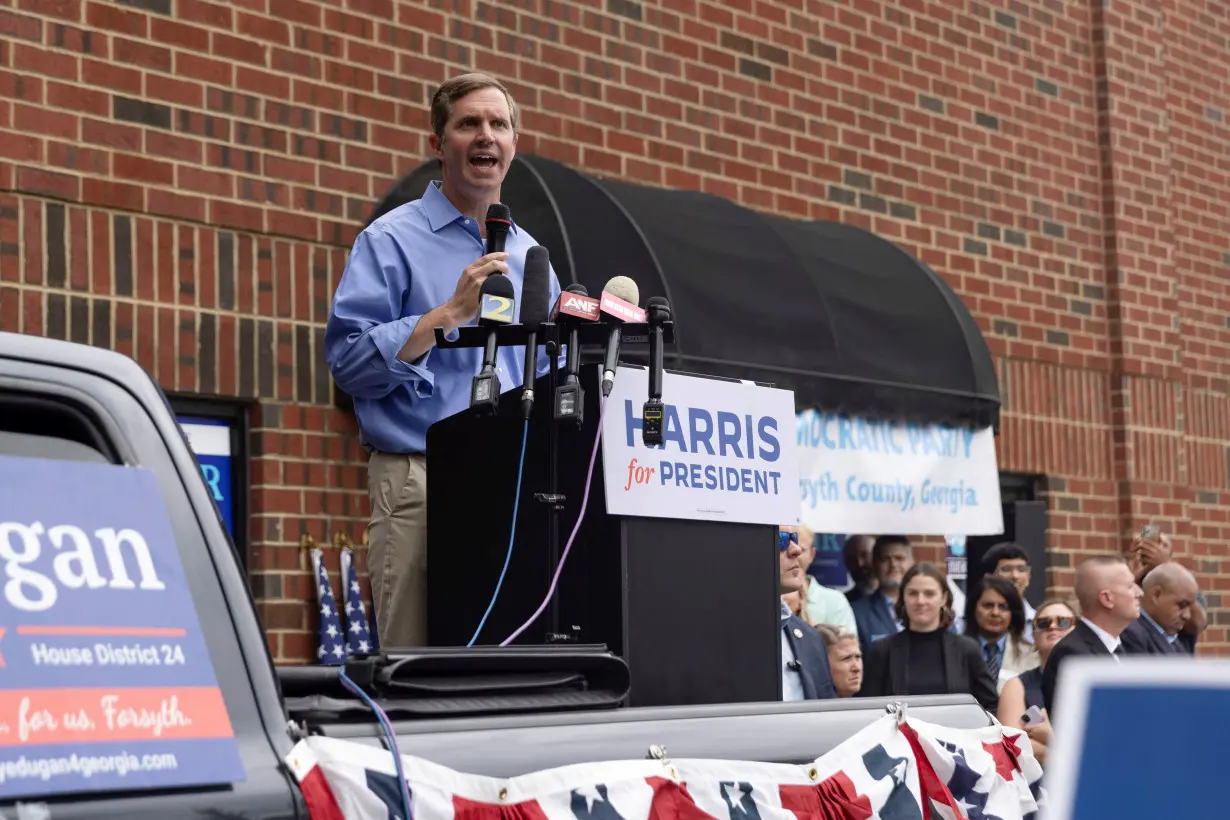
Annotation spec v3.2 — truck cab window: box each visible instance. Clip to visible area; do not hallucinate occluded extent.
[0,392,115,464]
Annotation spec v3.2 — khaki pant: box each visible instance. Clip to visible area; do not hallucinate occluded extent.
[366,451,428,648]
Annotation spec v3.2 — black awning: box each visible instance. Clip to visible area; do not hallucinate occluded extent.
[369,155,1000,429]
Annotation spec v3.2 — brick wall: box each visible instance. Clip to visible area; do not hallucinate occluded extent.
[0,0,1226,661]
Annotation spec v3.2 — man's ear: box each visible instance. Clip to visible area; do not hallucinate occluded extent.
[429,132,443,158]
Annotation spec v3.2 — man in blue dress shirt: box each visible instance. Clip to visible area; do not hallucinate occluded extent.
[325,73,561,647]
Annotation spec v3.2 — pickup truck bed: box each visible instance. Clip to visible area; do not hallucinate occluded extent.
[0,330,993,817]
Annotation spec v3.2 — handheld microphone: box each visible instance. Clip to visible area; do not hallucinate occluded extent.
[599,276,643,398]
[518,246,552,419]
[641,296,670,446]
[485,203,511,256]
[552,284,599,425]
[470,274,516,413]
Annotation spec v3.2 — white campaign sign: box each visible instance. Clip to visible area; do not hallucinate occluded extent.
[602,366,798,525]
[796,409,1004,535]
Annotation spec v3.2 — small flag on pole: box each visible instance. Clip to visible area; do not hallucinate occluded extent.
[340,547,376,655]
[311,548,346,666]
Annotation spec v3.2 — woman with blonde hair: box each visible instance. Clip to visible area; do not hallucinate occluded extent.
[815,624,863,698]
[996,597,1078,765]
[857,562,998,711]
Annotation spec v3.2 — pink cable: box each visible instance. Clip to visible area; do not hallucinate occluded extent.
[499,395,609,647]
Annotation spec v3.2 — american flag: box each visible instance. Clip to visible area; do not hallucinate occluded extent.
[312,548,347,665]
[284,712,1045,820]
[339,547,376,655]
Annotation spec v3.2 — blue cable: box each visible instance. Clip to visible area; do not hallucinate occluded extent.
[338,666,413,820]
[467,417,529,647]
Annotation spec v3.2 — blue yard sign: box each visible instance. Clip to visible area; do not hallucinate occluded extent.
[0,454,246,800]
[1045,656,1230,818]
[177,416,235,540]
[807,532,850,587]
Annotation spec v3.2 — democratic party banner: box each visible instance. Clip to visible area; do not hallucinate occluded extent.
[284,712,1045,819]
[602,367,798,526]
[796,410,1004,536]
[0,454,245,800]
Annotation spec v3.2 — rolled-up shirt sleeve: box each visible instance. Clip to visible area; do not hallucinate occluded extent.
[325,229,437,400]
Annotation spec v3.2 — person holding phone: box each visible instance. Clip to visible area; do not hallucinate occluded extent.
[1128,525,1208,654]
[997,598,1078,765]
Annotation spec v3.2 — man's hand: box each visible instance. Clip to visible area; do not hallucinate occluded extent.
[395,252,510,366]
[1128,531,1172,582]
[447,252,509,326]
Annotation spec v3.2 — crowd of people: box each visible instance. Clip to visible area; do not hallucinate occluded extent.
[776,525,1207,766]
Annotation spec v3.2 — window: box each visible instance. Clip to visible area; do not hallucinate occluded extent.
[0,392,116,464]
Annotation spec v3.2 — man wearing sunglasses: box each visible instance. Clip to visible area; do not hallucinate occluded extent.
[778,527,837,701]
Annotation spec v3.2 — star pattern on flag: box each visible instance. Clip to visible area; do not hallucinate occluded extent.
[575,784,606,813]
[340,547,375,655]
[312,548,346,667]
[981,733,1023,782]
[940,741,1001,820]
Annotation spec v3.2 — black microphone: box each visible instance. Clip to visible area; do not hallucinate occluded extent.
[641,296,670,446]
[470,273,516,414]
[485,203,511,256]
[552,284,596,426]
[598,276,641,398]
[518,245,551,419]
[786,660,801,671]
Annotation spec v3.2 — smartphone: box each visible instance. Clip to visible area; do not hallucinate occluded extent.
[1021,705,1044,727]
[1140,524,1160,539]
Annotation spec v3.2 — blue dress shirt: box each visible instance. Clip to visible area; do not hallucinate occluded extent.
[780,601,804,701]
[325,181,562,454]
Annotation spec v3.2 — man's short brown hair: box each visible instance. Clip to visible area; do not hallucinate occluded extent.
[430,73,518,139]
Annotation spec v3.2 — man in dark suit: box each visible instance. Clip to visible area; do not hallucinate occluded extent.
[1121,561,1198,655]
[779,527,837,700]
[850,536,913,659]
[1126,529,1207,654]
[1042,555,1142,722]
[843,534,876,604]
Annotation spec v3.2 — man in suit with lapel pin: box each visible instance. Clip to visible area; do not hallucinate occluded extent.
[1121,561,1199,656]
[778,526,837,701]
[1042,555,1142,721]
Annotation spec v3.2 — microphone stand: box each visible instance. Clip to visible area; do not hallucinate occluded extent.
[545,325,562,640]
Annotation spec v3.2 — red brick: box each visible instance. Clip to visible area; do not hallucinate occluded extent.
[81,59,142,95]
[146,74,204,108]
[179,0,232,27]
[45,81,108,117]
[16,166,79,200]
[85,1,146,36]
[17,0,80,22]
[237,11,289,44]
[83,177,142,210]
[12,102,75,139]
[113,152,174,185]
[210,199,264,232]
[13,43,78,81]
[0,9,42,42]
[112,37,172,72]
[48,140,108,175]
[150,18,210,51]
[212,32,268,67]
[176,52,234,85]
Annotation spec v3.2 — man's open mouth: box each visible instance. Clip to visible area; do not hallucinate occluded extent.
[470,154,498,168]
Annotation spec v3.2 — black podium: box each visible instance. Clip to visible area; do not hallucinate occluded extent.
[425,341,781,708]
